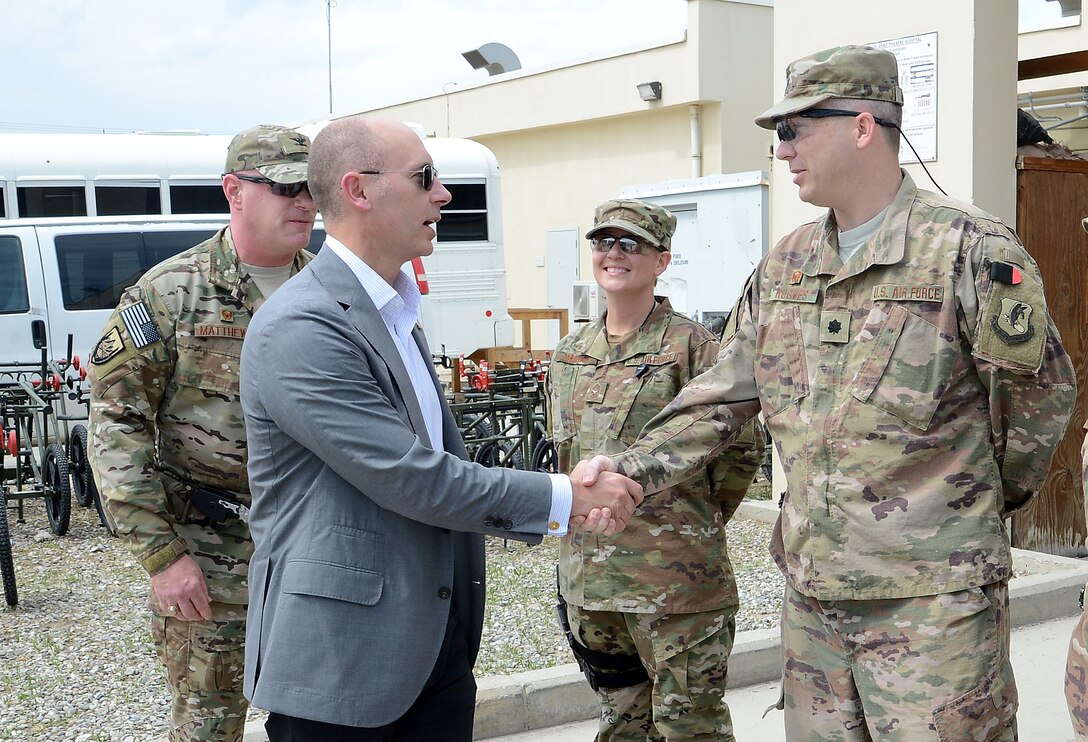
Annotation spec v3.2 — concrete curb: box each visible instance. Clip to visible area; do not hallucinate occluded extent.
[235,500,1088,742]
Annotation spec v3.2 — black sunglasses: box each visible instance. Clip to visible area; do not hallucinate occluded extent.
[775,108,895,143]
[233,174,310,198]
[589,235,661,255]
[357,163,438,191]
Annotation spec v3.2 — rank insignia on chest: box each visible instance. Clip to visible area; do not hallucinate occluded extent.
[990,298,1035,344]
[219,308,235,323]
[790,270,803,285]
[820,310,851,344]
[583,381,608,404]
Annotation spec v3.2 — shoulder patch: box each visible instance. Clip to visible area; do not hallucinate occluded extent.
[90,326,125,365]
[119,301,163,349]
[975,260,1047,373]
[990,298,1035,345]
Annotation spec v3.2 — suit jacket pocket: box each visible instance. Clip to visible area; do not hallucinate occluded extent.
[281,559,384,606]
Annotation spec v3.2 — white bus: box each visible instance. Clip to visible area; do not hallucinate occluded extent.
[0,131,514,363]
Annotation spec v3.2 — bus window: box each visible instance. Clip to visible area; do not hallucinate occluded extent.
[96,185,162,216]
[18,186,87,218]
[170,185,229,214]
[0,186,5,218]
[438,184,487,242]
[0,237,29,314]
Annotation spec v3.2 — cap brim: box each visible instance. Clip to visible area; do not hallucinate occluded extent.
[754,92,836,129]
[257,162,308,183]
[585,219,667,250]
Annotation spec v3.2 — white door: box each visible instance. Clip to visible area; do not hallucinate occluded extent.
[545,228,579,346]
[0,227,48,365]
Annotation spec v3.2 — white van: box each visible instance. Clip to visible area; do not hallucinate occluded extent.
[0,215,245,365]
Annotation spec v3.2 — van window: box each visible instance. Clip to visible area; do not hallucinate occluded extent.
[18,186,88,218]
[55,230,217,311]
[170,185,229,214]
[96,185,162,216]
[0,237,30,314]
[438,184,487,242]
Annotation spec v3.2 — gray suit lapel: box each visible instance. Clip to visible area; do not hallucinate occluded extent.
[310,247,433,448]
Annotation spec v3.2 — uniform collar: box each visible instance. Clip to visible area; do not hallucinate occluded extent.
[572,296,674,362]
[798,170,917,280]
[209,226,309,308]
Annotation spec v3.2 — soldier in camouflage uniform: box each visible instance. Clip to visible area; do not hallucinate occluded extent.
[88,125,315,742]
[583,46,1077,740]
[548,199,764,741]
[1066,422,1088,741]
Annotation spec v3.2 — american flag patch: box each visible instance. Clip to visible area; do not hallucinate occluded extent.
[119,301,163,348]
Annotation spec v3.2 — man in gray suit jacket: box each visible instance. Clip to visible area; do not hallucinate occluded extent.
[240,115,644,741]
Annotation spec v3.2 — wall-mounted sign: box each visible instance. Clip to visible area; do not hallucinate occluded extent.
[872,32,938,164]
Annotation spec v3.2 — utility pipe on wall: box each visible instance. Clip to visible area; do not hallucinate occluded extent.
[689,104,702,178]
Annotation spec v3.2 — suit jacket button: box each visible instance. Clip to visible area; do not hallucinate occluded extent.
[484,517,494,527]
[503,519,513,530]
[438,587,452,600]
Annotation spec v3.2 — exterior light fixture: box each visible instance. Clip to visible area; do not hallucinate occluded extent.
[461,43,522,76]
[637,81,662,102]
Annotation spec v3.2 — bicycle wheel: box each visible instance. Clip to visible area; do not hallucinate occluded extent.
[68,424,93,507]
[0,505,17,606]
[531,438,558,473]
[43,442,72,536]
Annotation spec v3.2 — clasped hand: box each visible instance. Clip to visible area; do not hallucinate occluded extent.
[568,455,640,535]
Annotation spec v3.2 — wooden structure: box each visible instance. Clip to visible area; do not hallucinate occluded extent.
[1011,156,1088,556]
[507,307,569,350]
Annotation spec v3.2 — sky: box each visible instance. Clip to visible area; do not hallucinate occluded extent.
[3,0,688,136]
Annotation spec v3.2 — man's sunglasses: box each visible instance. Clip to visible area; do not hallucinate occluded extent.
[357,163,438,191]
[233,174,310,198]
[775,108,896,143]
[589,235,661,255]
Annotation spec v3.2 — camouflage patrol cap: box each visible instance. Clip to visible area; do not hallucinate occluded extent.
[585,199,677,251]
[754,45,904,129]
[224,124,310,183]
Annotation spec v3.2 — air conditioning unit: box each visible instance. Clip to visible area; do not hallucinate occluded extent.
[572,282,606,322]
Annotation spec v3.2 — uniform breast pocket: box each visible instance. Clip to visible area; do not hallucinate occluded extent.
[174,337,241,395]
[615,364,680,441]
[755,304,809,418]
[547,363,579,442]
[851,304,958,431]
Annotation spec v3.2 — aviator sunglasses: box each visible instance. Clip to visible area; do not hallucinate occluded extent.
[232,174,310,198]
[357,163,438,191]
[589,235,662,255]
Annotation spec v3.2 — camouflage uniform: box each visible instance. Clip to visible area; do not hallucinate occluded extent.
[610,171,1076,740]
[89,226,312,741]
[548,296,763,741]
[1066,422,1088,741]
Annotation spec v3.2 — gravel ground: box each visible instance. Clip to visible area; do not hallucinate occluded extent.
[0,490,780,741]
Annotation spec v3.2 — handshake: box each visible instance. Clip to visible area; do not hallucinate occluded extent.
[566,455,641,536]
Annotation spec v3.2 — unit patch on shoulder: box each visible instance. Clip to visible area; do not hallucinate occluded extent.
[119,301,163,349]
[990,297,1034,345]
[90,326,125,365]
